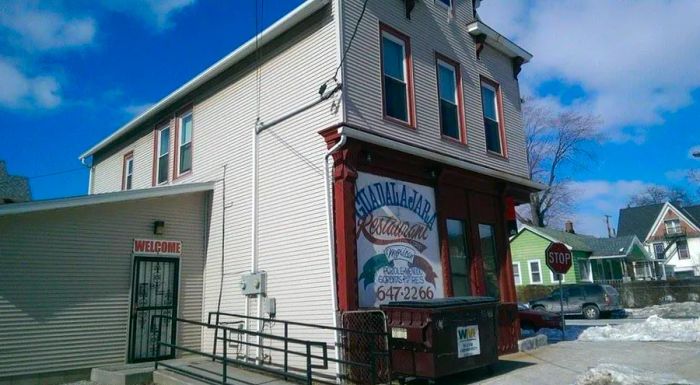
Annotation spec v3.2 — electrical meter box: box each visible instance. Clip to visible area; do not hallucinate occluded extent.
[240,271,267,296]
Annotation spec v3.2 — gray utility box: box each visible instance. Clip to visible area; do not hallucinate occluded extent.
[240,272,267,296]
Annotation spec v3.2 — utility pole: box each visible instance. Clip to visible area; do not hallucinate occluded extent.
[604,215,614,238]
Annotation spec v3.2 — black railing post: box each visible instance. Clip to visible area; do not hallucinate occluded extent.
[213,312,220,361]
[284,322,289,380]
[222,328,227,385]
[306,342,312,385]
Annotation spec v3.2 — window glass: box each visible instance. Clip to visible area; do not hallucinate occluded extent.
[157,127,169,184]
[578,260,590,281]
[568,286,583,298]
[529,260,542,284]
[382,33,409,122]
[584,285,603,296]
[447,219,470,297]
[179,113,193,173]
[436,0,451,7]
[481,85,497,120]
[653,243,665,259]
[124,157,133,190]
[481,82,502,153]
[678,240,690,259]
[479,224,500,298]
[438,61,459,139]
[513,263,521,285]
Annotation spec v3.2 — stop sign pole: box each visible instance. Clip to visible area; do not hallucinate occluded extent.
[545,242,572,340]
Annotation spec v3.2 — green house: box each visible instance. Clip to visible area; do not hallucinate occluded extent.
[510,225,652,286]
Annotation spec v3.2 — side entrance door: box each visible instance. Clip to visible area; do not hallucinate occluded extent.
[128,256,179,362]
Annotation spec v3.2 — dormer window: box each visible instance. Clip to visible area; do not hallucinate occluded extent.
[665,219,682,235]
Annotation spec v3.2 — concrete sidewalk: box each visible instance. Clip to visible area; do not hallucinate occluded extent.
[420,341,700,384]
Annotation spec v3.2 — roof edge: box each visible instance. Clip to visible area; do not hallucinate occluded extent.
[466,21,533,62]
[0,182,215,216]
[79,0,330,160]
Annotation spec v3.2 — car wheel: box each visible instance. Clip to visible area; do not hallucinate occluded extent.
[583,305,600,320]
[532,305,546,312]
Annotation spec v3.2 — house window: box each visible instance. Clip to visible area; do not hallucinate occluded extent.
[480,79,504,154]
[122,152,133,191]
[513,262,521,286]
[479,224,500,298]
[529,260,542,284]
[653,243,665,260]
[436,57,463,141]
[156,126,170,184]
[665,219,682,235]
[435,0,452,9]
[550,270,565,283]
[177,111,193,175]
[447,219,470,296]
[578,259,591,281]
[381,24,413,125]
[678,240,690,260]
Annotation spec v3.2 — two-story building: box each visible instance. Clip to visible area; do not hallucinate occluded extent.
[618,202,700,279]
[0,0,539,383]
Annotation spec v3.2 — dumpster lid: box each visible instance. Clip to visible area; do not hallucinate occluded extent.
[383,296,498,308]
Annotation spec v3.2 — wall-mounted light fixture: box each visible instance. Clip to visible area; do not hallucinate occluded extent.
[153,220,165,235]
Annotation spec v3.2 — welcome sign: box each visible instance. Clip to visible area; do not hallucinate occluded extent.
[355,172,444,307]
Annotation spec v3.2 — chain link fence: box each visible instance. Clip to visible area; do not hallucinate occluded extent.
[340,310,391,384]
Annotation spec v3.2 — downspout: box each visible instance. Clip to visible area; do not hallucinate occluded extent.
[80,156,94,195]
[324,132,346,382]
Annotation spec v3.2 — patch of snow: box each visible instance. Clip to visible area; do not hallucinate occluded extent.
[627,302,700,319]
[578,316,700,342]
[574,364,692,385]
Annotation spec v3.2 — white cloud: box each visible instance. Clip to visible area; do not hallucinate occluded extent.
[566,180,655,236]
[0,3,96,50]
[0,59,61,108]
[478,0,700,139]
[100,0,196,30]
[123,102,154,116]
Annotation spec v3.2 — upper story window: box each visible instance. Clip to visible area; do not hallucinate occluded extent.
[665,219,682,235]
[122,152,133,191]
[177,111,193,176]
[156,125,170,184]
[653,243,665,259]
[480,78,505,155]
[380,23,414,126]
[678,240,690,260]
[436,56,464,141]
[435,0,453,9]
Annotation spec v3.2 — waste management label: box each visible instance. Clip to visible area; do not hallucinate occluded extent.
[457,325,481,358]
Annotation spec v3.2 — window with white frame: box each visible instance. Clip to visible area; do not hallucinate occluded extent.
[550,270,565,283]
[156,125,170,184]
[178,112,193,175]
[665,219,682,235]
[381,26,411,124]
[528,260,542,284]
[678,240,690,260]
[480,79,504,154]
[122,153,133,191]
[437,58,462,140]
[653,243,665,260]
[578,259,591,281]
[513,262,521,285]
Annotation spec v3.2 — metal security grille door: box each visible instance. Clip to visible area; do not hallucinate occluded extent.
[129,257,179,362]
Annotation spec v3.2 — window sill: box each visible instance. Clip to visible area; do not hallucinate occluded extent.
[174,170,192,181]
[441,134,468,148]
[487,150,508,160]
[383,115,415,130]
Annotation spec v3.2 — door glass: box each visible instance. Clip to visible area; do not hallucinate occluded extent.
[447,219,470,296]
[479,224,500,299]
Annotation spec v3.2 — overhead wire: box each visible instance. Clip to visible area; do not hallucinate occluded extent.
[331,0,369,82]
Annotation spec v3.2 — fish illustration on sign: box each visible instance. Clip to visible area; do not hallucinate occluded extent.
[358,254,393,289]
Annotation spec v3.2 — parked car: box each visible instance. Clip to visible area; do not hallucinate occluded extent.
[528,283,621,319]
[518,303,562,331]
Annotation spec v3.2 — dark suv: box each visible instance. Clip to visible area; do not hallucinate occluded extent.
[529,283,621,319]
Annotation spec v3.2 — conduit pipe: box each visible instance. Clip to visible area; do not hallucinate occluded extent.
[249,83,342,363]
[323,133,346,382]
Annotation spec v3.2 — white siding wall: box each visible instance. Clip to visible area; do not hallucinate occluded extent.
[93,132,156,193]
[0,192,208,378]
[90,2,341,372]
[342,0,530,178]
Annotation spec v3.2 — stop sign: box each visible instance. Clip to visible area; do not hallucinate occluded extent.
[545,242,572,274]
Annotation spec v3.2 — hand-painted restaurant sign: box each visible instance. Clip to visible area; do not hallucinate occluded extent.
[355,172,444,307]
[133,239,182,255]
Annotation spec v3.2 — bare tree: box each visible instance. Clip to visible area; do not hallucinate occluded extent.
[628,185,694,207]
[521,98,603,227]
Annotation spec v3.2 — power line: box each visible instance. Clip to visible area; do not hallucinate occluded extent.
[27,167,85,180]
[331,0,369,82]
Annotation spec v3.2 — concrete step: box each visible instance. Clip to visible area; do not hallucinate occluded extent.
[90,363,154,385]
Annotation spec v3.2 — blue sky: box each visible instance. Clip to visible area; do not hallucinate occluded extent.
[1,0,699,236]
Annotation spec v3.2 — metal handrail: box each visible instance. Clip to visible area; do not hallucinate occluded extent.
[151,314,389,385]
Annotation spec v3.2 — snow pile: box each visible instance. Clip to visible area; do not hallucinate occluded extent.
[574,364,692,385]
[627,302,700,319]
[579,316,700,342]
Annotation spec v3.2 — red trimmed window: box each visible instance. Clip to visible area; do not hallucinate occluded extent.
[380,24,414,126]
[156,125,170,185]
[480,77,506,155]
[436,55,465,141]
[122,152,134,191]
[176,110,193,177]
